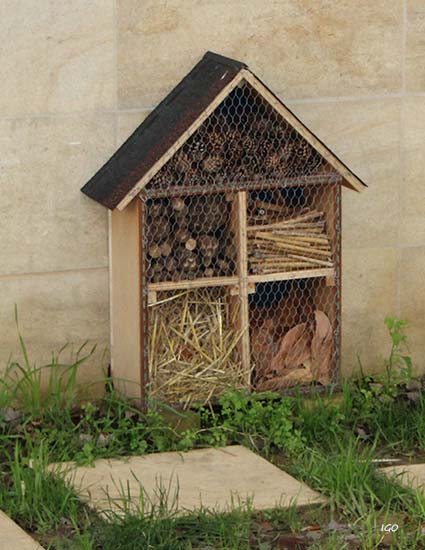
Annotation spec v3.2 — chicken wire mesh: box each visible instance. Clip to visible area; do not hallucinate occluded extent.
[139,79,341,405]
[144,80,340,197]
[147,288,248,409]
[145,192,236,283]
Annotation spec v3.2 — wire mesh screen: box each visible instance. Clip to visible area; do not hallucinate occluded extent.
[145,192,236,283]
[145,80,340,198]
[147,288,247,408]
[250,276,339,393]
[140,80,341,405]
[142,183,340,406]
[247,186,336,275]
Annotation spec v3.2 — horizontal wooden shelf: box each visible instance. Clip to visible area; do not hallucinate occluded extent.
[147,275,239,292]
[248,267,335,284]
[144,173,343,199]
[147,268,335,294]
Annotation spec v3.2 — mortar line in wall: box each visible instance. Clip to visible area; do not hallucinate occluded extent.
[0,266,108,281]
[4,92,425,123]
[109,0,118,365]
[112,0,118,113]
[396,0,408,319]
[5,93,425,123]
[284,93,403,105]
[344,243,425,253]
[119,93,406,112]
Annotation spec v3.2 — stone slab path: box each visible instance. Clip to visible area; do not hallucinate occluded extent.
[0,510,44,550]
[48,445,325,516]
[380,463,425,490]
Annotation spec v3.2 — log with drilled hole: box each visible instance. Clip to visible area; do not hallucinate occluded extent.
[146,195,234,282]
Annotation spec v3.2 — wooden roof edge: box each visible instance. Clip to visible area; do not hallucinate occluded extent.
[96,55,367,212]
[240,69,367,193]
[82,51,246,210]
[116,70,246,210]
[116,69,366,209]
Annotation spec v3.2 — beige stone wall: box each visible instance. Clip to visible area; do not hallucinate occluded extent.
[1,1,424,382]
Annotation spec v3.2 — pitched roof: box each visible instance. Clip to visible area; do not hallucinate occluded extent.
[81,51,366,210]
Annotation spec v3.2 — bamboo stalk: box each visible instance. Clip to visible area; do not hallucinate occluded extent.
[252,234,331,257]
[256,264,313,272]
[251,261,313,269]
[247,211,323,231]
[269,235,329,244]
[287,254,334,267]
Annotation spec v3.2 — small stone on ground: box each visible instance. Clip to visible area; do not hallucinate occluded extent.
[380,463,425,490]
[48,445,325,516]
[0,510,44,550]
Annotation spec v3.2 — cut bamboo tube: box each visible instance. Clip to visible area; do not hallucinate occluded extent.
[247,210,323,230]
[252,235,331,257]
[257,264,313,272]
[287,254,334,267]
[269,235,329,244]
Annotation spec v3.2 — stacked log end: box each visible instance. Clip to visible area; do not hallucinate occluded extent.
[247,200,334,274]
[146,196,235,283]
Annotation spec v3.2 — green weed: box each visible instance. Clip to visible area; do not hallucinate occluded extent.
[0,315,425,548]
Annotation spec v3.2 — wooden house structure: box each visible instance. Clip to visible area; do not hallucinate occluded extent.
[82,52,366,407]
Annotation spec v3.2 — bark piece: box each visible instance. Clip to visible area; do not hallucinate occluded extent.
[270,322,311,374]
[257,367,313,391]
[310,310,333,384]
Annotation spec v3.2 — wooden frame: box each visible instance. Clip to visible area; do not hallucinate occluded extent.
[110,199,143,402]
[80,52,364,404]
[117,71,366,210]
[231,192,251,380]
[117,72,246,211]
[141,185,340,401]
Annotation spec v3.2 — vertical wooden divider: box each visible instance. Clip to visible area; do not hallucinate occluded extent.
[138,197,148,409]
[311,183,340,378]
[230,191,251,385]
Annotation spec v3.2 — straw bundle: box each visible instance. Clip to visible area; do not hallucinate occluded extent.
[148,289,248,409]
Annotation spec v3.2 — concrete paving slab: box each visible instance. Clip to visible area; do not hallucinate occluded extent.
[0,510,44,550]
[380,463,425,490]
[48,445,325,516]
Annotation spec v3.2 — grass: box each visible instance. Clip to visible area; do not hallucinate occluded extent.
[1,317,425,548]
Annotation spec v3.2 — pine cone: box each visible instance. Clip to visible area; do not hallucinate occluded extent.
[184,136,207,162]
[206,129,226,154]
[173,150,192,173]
[202,154,223,174]
[289,139,322,174]
[305,149,323,174]
[264,151,286,173]
[149,166,174,190]
[256,139,273,160]
[252,118,273,138]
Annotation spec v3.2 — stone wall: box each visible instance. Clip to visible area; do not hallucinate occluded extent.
[1,1,424,382]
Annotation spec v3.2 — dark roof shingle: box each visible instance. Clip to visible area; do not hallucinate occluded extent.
[81,52,246,209]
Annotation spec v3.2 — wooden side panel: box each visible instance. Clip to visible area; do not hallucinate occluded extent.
[229,192,251,383]
[311,184,340,378]
[110,199,142,401]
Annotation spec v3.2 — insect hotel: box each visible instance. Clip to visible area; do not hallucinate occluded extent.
[82,52,366,408]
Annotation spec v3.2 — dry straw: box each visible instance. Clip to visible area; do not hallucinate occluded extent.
[148,289,249,408]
